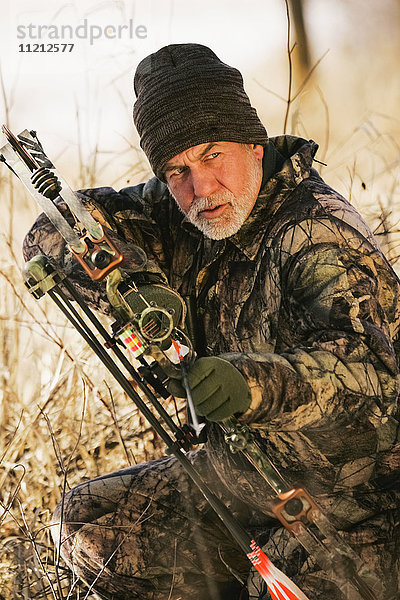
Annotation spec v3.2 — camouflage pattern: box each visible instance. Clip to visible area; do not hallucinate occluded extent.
[24,136,400,599]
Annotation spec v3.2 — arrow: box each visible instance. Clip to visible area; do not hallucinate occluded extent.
[247,540,310,600]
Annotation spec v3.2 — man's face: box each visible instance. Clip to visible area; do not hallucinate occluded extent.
[163,142,264,240]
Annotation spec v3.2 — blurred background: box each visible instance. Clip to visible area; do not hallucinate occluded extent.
[0,1,399,598]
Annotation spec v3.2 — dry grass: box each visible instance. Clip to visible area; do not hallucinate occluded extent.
[0,175,170,598]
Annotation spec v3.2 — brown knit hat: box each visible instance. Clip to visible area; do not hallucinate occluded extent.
[133,44,268,180]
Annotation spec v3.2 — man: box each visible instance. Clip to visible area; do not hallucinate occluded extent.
[23,44,400,599]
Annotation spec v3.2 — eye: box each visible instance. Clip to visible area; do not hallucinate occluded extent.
[205,151,220,161]
[168,165,187,180]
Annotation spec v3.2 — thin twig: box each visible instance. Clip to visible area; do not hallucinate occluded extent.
[17,499,59,600]
[283,0,294,134]
[291,49,330,101]
[0,464,26,526]
[102,383,132,465]
[316,85,330,169]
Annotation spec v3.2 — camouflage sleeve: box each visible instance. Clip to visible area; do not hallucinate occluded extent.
[22,178,173,312]
[224,218,400,442]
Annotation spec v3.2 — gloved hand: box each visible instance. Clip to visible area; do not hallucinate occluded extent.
[170,356,251,422]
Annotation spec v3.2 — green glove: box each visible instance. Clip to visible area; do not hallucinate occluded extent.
[182,356,251,422]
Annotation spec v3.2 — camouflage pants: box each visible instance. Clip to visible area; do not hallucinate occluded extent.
[51,448,399,600]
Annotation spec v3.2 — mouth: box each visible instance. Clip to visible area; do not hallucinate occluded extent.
[199,203,229,220]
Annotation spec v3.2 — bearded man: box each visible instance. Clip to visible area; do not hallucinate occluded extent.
[23,44,400,600]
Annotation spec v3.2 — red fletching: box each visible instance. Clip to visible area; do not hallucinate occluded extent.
[247,541,311,600]
[172,339,184,361]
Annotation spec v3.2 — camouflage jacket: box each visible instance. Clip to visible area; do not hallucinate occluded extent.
[23,136,400,525]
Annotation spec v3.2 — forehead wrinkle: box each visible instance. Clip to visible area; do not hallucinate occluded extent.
[164,142,217,172]
[192,142,216,161]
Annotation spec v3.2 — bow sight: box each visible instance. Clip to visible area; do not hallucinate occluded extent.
[1,126,196,424]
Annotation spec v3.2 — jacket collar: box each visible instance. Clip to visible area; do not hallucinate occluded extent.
[230,136,319,260]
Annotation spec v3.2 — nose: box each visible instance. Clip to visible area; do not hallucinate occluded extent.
[190,167,219,199]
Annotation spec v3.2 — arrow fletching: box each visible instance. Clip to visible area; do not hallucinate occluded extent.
[247,540,311,600]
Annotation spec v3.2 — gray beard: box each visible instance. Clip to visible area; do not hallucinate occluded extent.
[185,192,252,240]
[173,162,261,240]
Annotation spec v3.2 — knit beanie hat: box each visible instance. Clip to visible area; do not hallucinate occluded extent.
[133,43,268,180]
